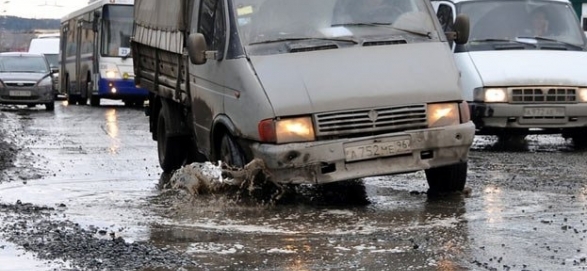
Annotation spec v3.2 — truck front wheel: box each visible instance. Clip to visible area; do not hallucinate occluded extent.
[424,162,467,194]
[157,109,187,172]
[219,134,246,168]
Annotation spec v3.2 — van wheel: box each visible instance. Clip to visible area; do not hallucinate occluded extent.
[219,134,246,168]
[425,162,467,194]
[157,108,187,173]
[45,102,54,111]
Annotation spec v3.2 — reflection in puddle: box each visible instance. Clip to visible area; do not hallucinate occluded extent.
[483,186,504,224]
[104,109,120,154]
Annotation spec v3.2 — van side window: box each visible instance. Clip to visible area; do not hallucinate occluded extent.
[437,4,454,32]
[199,0,226,58]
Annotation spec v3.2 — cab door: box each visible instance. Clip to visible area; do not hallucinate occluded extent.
[188,0,229,156]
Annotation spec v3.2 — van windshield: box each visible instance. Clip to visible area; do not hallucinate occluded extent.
[461,0,586,49]
[233,0,438,47]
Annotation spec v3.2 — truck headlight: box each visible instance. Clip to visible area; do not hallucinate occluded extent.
[579,88,587,102]
[258,117,316,143]
[474,87,508,103]
[428,103,460,128]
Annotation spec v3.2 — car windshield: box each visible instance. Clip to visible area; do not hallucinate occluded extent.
[0,55,48,73]
[461,0,586,48]
[233,0,438,47]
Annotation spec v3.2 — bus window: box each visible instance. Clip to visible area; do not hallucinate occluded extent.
[101,4,133,57]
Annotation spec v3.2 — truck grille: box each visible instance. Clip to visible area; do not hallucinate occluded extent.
[510,87,577,103]
[314,105,427,137]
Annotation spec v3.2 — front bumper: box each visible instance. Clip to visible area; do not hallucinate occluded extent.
[470,102,587,130]
[96,79,148,99]
[249,122,475,184]
[0,86,54,104]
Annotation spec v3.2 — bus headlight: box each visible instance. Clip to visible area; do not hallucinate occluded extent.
[428,103,459,128]
[474,87,508,103]
[105,70,118,79]
[579,88,587,102]
[258,117,316,143]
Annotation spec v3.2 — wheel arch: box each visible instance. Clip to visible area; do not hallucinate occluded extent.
[211,115,248,162]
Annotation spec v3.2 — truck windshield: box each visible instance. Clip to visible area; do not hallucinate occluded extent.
[461,0,586,48]
[233,0,438,46]
[101,4,133,57]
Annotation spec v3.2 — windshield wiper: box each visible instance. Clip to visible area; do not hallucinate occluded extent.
[332,22,432,38]
[470,38,526,44]
[249,37,358,45]
[516,36,584,50]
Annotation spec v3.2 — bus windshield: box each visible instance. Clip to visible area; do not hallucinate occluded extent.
[101,4,133,57]
[462,0,586,48]
[233,0,438,47]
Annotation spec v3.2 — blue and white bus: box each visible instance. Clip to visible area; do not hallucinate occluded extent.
[60,0,147,107]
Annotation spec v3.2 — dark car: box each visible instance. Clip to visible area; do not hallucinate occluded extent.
[0,52,55,111]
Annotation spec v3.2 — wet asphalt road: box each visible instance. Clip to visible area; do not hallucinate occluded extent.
[0,101,587,271]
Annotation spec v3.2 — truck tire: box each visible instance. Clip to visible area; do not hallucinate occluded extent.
[219,134,245,168]
[157,109,187,172]
[425,161,467,194]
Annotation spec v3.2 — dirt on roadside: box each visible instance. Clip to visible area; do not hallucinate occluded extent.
[0,112,17,173]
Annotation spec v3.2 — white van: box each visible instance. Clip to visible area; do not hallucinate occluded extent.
[431,0,587,146]
[29,33,60,96]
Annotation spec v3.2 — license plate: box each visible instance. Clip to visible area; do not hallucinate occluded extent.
[523,107,565,117]
[345,139,411,162]
[9,90,31,97]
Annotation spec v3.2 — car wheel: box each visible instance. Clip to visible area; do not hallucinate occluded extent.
[45,102,54,111]
[571,132,587,149]
[157,108,187,173]
[425,161,467,194]
[219,133,246,168]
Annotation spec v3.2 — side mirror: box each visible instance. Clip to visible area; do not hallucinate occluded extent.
[92,10,101,32]
[452,14,470,45]
[187,33,208,65]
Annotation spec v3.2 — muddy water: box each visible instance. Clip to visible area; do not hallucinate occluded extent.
[1,102,587,270]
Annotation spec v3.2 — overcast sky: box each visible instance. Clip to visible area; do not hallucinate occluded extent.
[1,0,89,19]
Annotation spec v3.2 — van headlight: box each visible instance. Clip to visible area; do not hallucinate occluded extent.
[428,103,460,128]
[258,116,316,143]
[474,87,508,103]
[579,88,587,102]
